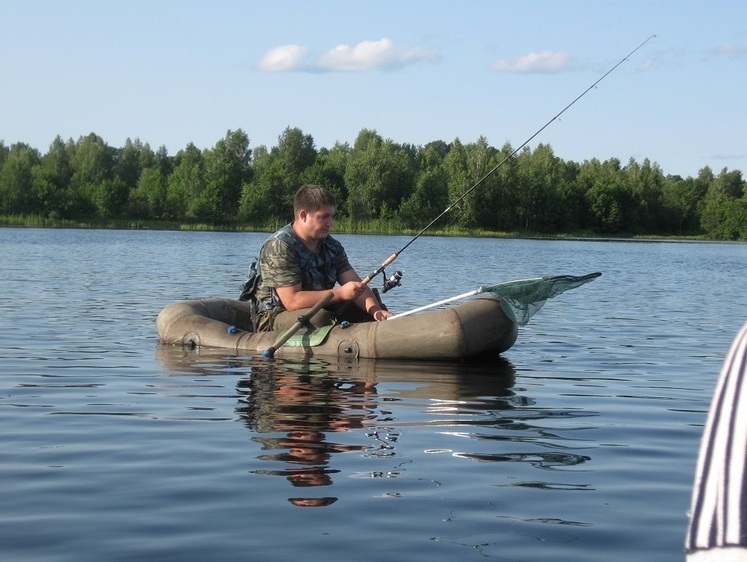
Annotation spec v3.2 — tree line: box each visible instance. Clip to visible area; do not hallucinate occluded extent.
[1,127,745,239]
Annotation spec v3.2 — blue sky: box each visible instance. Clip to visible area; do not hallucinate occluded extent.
[1,1,745,178]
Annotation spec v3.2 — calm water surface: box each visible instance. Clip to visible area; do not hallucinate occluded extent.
[2,228,746,561]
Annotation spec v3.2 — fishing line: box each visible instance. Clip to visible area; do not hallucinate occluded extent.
[264,35,655,358]
[360,34,656,285]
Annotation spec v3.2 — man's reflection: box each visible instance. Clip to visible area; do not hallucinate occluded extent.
[236,362,378,507]
[156,346,520,509]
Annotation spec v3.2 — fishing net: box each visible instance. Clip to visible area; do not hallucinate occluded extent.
[483,272,601,326]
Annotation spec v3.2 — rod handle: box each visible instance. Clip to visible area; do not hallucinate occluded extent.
[361,253,398,284]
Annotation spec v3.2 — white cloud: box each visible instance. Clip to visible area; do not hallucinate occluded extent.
[491,50,570,73]
[638,58,655,71]
[257,38,437,72]
[317,38,435,71]
[257,44,310,71]
[704,42,747,60]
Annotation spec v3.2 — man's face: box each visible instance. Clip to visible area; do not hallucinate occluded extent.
[298,205,335,242]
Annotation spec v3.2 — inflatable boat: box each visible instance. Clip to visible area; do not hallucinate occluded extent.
[157,295,518,360]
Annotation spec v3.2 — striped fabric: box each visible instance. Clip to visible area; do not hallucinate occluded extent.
[687,321,747,561]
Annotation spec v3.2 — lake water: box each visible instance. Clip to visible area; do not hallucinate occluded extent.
[2,227,746,561]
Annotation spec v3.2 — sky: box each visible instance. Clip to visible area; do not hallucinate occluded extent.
[1,1,745,179]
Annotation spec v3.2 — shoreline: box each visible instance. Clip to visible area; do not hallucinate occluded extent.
[1,217,738,244]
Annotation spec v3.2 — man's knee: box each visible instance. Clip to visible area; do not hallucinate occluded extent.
[271,308,336,331]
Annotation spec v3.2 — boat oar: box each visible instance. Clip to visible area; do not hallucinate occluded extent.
[261,255,393,358]
[390,272,601,326]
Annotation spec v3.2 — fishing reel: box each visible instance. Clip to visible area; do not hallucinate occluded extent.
[381,270,403,293]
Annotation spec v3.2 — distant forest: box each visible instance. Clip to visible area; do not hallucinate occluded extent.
[1,127,745,240]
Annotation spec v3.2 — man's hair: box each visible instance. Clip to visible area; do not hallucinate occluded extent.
[293,184,336,216]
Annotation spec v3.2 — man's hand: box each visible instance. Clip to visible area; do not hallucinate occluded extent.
[338,281,366,301]
[371,309,392,321]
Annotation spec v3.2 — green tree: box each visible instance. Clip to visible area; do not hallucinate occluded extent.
[0,143,41,214]
[31,136,75,218]
[0,141,8,169]
[345,129,416,222]
[661,171,709,235]
[203,129,252,222]
[68,133,117,217]
[87,177,129,218]
[515,144,573,232]
[700,167,745,239]
[71,133,114,188]
[165,143,205,220]
[154,145,172,175]
[115,138,147,191]
[274,127,316,177]
[487,142,523,232]
[128,167,167,219]
[299,142,351,213]
[552,159,584,231]
[239,158,294,223]
[3,128,746,238]
[581,158,632,233]
[442,137,501,229]
[440,139,470,227]
[127,145,173,219]
[398,141,450,228]
[722,198,747,240]
[238,128,316,224]
[625,158,666,233]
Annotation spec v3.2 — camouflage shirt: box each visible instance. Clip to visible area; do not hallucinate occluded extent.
[254,223,353,312]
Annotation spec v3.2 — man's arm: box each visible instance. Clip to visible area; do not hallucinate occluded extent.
[338,269,392,321]
[274,279,365,312]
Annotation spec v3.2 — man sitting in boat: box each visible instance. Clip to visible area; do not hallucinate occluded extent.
[241,184,392,332]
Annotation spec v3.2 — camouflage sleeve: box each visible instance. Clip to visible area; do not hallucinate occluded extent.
[334,245,353,278]
[259,237,302,288]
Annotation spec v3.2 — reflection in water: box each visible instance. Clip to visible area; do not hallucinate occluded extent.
[231,355,519,507]
[236,360,378,507]
[454,451,591,469]
[156,345,595,514]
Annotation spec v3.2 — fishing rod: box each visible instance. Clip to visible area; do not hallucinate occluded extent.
[263,36,654,358]
[360,34,656,287]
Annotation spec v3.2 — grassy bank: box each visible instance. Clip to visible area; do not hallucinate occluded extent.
[0,213,712,241]
[0,213,523,237]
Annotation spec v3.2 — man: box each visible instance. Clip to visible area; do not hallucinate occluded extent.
[244,184,392,332]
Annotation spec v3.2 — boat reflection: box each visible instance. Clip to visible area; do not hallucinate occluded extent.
[156,345,518,507]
